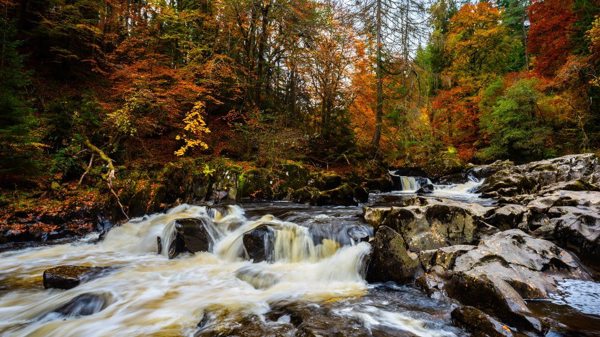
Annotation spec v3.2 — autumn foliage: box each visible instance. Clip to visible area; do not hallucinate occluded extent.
[528,0,577,77]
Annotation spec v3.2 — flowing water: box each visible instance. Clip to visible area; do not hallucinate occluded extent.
[3,179,598,336]
[0,203,462,337]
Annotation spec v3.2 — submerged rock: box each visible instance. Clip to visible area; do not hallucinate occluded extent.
[48,293,108,318]
[43,265,112,290]
[366,225,421,283]
[167,218,214,259]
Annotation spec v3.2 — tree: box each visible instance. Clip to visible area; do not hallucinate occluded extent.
[431,86,479,161]
[445,2,518,87]
[354,0,429,149]
[479,79,554,162]
[0,0,40,181]
[496,0,530,70]
[528,0,577,77]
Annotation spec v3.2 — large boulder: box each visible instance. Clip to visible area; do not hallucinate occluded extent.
[366,225,421,283]
[420,230,592,334]
[167,218,214,259]
[43,265,112,290]
[364,198,492,253]
[477,154,600,199]
[525,191,600,267]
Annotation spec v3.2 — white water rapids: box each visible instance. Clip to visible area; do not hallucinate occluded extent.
[0,204,458,337]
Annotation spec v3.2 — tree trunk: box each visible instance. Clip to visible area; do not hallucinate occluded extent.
[372,0,383,150]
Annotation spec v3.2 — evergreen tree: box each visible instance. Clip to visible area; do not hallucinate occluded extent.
[0,2,39,181]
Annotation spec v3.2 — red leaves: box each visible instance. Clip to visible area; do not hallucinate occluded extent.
[528,0,577,77]
[431,86,480,161]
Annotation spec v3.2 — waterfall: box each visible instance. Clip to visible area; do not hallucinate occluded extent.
[0,204,374,337]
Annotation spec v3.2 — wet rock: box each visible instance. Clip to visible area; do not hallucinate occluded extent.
[267,303,375,337]
[43,265,112,290]
[96,216,114,240]
[446,272,542,332]
[168,218,213,259]
[450,230,590,298]
[477,154,600,199]
[365,199,490,253]
[468,160,514,181]
[50,293,108,317]
[522,191,600,267]
[243,224,275,262]
[415,266,449,299]
[195,313,294,337]
[431,245,476,271]
[353,185,370,203]
[347,226,369,243]
[484,204,528,230]
[312,172,343,190]
[451,306,514,337]
[429,230,593,334]
[366,226,421,283]
[416,183,434,194]
[290,186,321,204]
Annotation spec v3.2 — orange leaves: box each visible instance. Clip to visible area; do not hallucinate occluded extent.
[349,40,376,146]
[445,2,513,87]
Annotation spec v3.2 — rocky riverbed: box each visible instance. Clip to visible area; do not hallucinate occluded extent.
[0,154,599,336]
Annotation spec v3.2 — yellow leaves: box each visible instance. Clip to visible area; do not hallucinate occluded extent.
[175,101,211,157]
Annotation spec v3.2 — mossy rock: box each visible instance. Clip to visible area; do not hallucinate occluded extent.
[311,172,343,190]
[290,186,321,204]
[237,168,274,200]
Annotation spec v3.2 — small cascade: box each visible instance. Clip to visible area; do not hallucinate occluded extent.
[0,203,458,337]
[389,170,432,192]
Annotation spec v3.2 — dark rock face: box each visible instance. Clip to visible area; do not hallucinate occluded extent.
[243,224,275,262]
[525,191,600,267]
[366,225,421,283]
[167,218,214,259]
[43,265,111,290]
[365,175,394,192]
[451,306,514,337]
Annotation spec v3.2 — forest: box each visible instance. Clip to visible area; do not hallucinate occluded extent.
[0,0,599,212]
[2,1,600,336]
